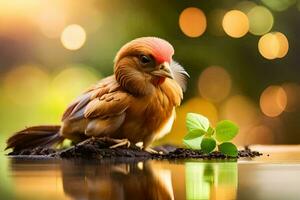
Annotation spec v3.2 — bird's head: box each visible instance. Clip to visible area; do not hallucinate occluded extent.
[114,37,188,95]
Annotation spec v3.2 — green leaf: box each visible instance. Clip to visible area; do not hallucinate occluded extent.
[218,142,238,157]
[215,120,239,142]
[184,129,206,141]
[186,113,210,133]
[183,136,203,150]
[206,127,215,136]
[200,137,216,153]
[61,139,72,148]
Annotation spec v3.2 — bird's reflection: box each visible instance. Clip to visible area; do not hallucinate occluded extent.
[61,159,174,200]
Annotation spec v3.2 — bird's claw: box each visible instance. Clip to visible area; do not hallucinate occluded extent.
[135,142,162,155]
[144,147,158,154]
[109,138,131,148]
[135,142,157,154]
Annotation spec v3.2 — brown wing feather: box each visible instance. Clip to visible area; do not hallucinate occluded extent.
[61,76,121,121]
[84,91,131,119]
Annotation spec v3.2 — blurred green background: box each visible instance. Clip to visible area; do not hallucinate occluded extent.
[1,0,300,151]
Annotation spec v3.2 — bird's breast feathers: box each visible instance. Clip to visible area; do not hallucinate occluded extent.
[125,83,180,139]
[154,108,175,139]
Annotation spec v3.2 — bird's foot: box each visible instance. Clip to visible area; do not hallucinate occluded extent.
[144,147,159,154]
[135,142,144,149]
[134,142,163,154]
[109,138,131,148]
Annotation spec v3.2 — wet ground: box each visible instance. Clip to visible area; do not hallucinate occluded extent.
[8,137,262,159]
[2,145,300,200]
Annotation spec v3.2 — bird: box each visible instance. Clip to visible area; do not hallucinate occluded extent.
[6,37,189,152]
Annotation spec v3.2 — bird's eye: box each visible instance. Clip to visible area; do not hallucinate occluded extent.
[140,55,151,65]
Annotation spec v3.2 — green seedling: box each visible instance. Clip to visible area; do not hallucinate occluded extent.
[183,113,239,157]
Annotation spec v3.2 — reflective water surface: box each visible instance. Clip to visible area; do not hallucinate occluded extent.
[3,146,300,200]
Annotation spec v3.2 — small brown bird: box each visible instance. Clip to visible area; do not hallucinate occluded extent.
[6,37,189,152]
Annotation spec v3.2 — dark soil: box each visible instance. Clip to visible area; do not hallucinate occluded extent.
[8,137,262,160]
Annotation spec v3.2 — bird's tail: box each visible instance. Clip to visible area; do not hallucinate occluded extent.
[5,125,64,151]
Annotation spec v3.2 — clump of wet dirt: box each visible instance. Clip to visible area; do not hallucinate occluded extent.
[8,137,262,159]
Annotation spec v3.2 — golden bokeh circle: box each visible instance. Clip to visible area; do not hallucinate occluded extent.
[258,33,279,59]
[220,95,259,146]
[260,85,287,117]
[282,83,300,112]
[222,10,249,38]
[61,24,86,50]
[274,32,289,58]
[220,95,258,128]
[36,6,66,38]
[3,65,49,106]
[198,66,232,102]
[179,7,207,38]
[51,66,98,104]
[258,32,289,59]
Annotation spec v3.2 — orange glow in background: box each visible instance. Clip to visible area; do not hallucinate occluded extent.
[198,66,232,103]
[260,86,287,117]
[179,7,207,38]
[222,10,249,38]
[258,32,289,59]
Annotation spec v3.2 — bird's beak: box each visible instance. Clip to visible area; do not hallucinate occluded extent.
[151,62,174,79]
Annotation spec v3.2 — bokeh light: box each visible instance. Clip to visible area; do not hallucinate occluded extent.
[261,0,296,12]
[36,6,66,38]
[179,7,207,38]
[247,6,273,35]
[258,32,289,59]
[0,0,40,27]
[282,83,300,112]
[61,24,86,50]
[222,10,249,38]
[198,66,232,103]
[51,66,99,105]
[221,95,258,128]
[3,65,49,106]
[258,33,279,59]
[274,32,289,58]
[220,95,259,145]
[260,85,287,117]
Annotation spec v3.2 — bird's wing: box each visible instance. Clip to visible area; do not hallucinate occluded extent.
[61,75,124,121]
[84,91,131,119]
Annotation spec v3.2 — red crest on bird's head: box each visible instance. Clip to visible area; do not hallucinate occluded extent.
[115,37,174,64]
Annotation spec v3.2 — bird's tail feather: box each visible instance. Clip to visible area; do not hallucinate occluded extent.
[5,125,63,151]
